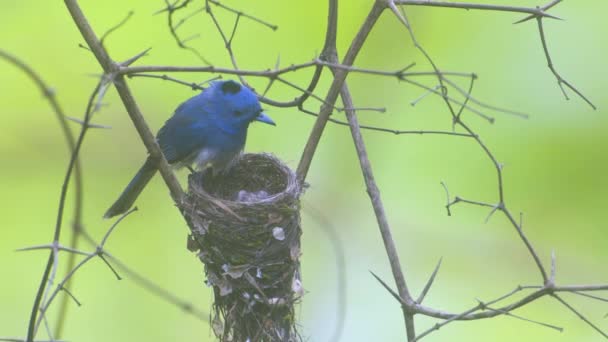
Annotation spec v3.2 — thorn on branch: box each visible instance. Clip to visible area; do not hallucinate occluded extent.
[475,298,487,311]
[41,87,56,98]
[180,33,201,45]
[440,182,452,216]
[120,47,152,67]
[174,7,205,31]
[395,62,416,80]
[15,243,90,256]
[416,257,443,304]
[58,285,81,307]
[98,254,122,281]
[65,116,112,129]
[370,271,407,306]
[227,13,241,46]
[519,212,524,229]
[411,85,441,107]
[514,1,565,24]
[549,250,557,284]
[514,10,563,24]
[484,203,502,223]
[78,43,91,52]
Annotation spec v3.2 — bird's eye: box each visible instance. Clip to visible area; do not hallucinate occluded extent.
[234,110,243,116]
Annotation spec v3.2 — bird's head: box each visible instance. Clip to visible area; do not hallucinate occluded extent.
[206,80,275,131]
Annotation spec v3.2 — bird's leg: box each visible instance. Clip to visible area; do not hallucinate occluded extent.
[186,165,196,174]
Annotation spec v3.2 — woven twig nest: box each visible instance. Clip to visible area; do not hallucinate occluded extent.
[182,153,303,342]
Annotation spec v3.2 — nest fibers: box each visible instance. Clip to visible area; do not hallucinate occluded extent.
[183,153,303,342]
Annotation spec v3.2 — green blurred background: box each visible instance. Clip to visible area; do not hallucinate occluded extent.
[1,1,607,341]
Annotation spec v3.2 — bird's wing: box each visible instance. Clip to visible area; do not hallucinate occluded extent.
[156,112,209,164]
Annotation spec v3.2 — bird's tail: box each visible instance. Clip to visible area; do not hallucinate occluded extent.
[104,157,157,219]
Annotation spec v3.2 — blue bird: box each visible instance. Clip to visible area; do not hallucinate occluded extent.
[104,80,275,218]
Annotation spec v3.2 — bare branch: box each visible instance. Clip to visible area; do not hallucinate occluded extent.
[0,339,65,342]
[296,1,385,182]
[99,207,137,247]
[483,304,563,332]
[536,17,596,109]
[100,10,134,50]
[158,0,211,64]
[411,85,441,107]
[33,208,136,336]
[65,0,186,220]
[395,0,563,19]
[332,49,417,337]
[26,77,107,342]
[571,291,608,303]
[414,302,484,341]
[207,0,277,31]
[553,294,608,338]
[58,286,81,307]
[0,49,88,339]
[15,244,89,256]
[440,76,530,119]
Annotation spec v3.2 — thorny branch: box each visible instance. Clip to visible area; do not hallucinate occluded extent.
[126,70,478,138]
[65,0,187,218]
[158,0,211,64]
[1,15,210,342]
[0,51,86,339]
[295,0,602,340]
[366,1,602,341]
[394,0,563,19]
[24,70,107,342]
[4,0,605,341]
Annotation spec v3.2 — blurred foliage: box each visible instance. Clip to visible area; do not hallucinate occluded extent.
[1,1,607,341]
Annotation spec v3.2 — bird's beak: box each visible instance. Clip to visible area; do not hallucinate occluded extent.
[256,112,276,126]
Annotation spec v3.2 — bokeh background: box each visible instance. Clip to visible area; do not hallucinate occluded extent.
[1,1,607,341]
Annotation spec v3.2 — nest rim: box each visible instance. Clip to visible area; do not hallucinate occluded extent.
[190,152,300,207]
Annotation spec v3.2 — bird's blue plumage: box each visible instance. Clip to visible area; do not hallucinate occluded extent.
[104,80,275,218]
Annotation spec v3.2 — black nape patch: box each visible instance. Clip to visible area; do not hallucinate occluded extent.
[221,80,242,94]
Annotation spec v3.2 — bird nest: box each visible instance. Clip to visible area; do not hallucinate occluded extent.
[182,153,303,342]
